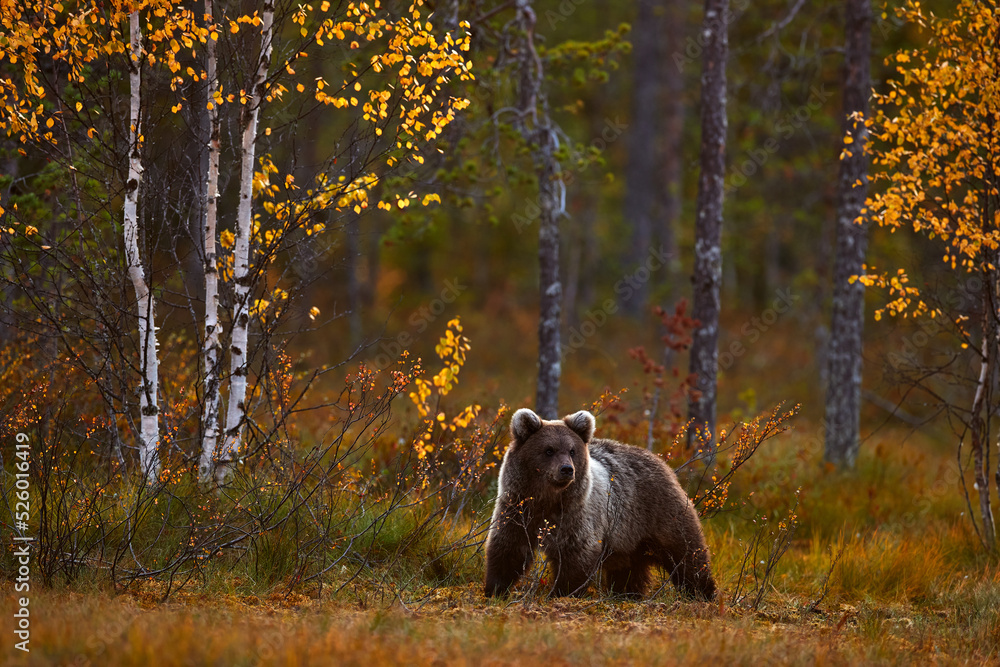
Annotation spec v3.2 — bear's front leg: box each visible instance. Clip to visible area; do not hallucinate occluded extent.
[549,546,601,597]
[484,522,535,597]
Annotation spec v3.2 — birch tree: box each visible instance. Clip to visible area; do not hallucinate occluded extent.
[0,0,473,490]
[687,0,729,455]
[123,9,161,484]
[204,2,473,483]
[856,0,1000,549]
[0,0,215,482]
[215,0,276,485]
[824,0,871,469]
[198,0,223,484]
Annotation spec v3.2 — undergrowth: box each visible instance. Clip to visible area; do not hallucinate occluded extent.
[3,319,1000,664]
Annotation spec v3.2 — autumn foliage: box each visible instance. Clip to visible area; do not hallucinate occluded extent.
[5,1,1000,664]
[857,0,1000,319]
[852,0,1000,552]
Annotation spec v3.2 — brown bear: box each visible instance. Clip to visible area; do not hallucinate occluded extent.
[484,408,717,600]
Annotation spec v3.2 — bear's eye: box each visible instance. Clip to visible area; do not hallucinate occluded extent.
[570,448,575,457]
[545,448,554,457]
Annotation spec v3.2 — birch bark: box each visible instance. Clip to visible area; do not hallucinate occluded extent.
[123,10,161,483]
[199,0,223,483]
[971,328,995,549]
[217,0,275,484]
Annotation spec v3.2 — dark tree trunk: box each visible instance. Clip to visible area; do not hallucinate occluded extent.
[687,0,729,452]
[187,72,209,306]
[346,215,363,348]
[622,0,659,316]
[515,0,563,419]
[579,204,597,311]
[824,0,871,469]
[0,155,19,343]
[364,216,380,308]
[537,159,562,419]
[564,214,581,328]
[657,0,685,296]
[346,126,363,348]
[565,198,598,328]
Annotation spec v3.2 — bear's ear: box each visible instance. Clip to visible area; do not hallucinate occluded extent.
[563,410,595,443]
[510,408,543,443]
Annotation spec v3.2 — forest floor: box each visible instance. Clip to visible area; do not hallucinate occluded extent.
[5,318,1000,665]
[6,430,1000,667]
[3,576,998,666]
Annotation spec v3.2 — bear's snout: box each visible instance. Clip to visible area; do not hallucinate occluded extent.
[554,463,575,485]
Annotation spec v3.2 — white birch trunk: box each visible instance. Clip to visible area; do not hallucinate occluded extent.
[971,307,995,549]
[217,1,275,485]
[123,11,161,484]
[199,0,223,484]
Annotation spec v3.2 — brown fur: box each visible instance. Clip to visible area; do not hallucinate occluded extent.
[484,408,717,599]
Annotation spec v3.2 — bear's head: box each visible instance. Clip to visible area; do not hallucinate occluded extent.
[507,408,596,492]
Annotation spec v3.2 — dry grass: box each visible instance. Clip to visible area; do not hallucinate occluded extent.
[3,582,998,666]
[5,309,1000,664]
[5,423,1000,665]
